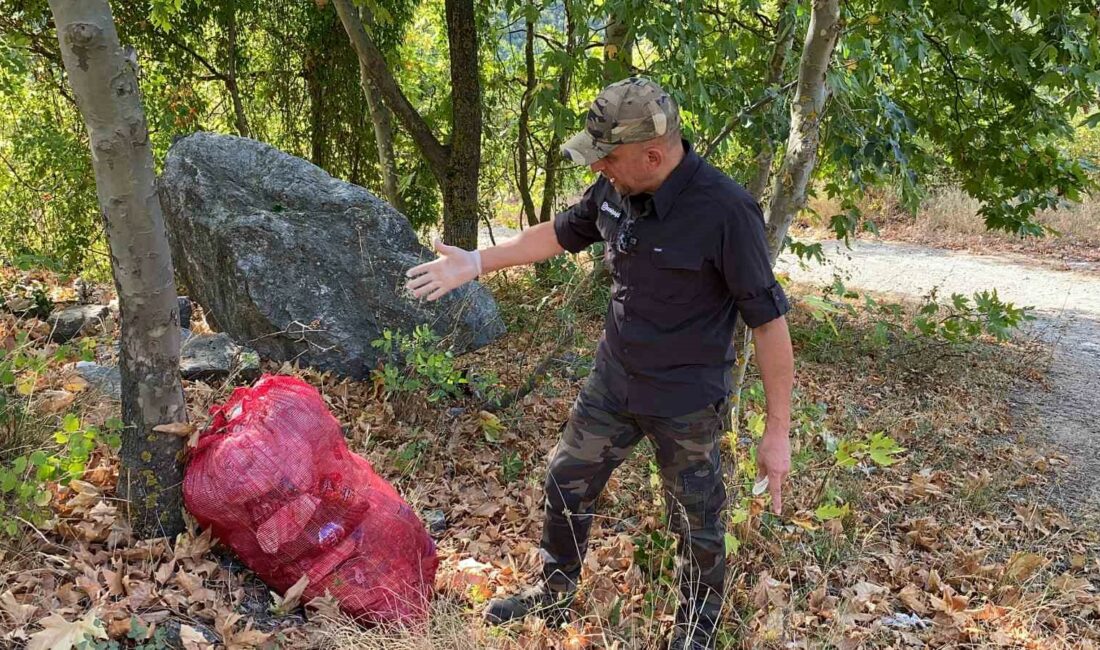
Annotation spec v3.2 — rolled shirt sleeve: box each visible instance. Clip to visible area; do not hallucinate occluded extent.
[719,195,791,328]
[552,178,606,254]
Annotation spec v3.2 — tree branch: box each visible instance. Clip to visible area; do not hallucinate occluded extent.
[333,0,448,179]
[158,28,227,82]
[702,80,798,158]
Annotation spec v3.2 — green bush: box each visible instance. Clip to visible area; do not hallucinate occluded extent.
[370,324,502,404]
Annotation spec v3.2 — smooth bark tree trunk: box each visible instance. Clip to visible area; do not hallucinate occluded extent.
[356,6,401,211]
[731,0,841,429]
[49,0,188,539]
[764,0,841,262]
[746,0,797,202]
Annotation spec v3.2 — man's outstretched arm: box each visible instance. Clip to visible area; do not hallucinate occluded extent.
[405,221,565,300]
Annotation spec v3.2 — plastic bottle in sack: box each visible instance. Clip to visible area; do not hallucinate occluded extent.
[317,521,345,549]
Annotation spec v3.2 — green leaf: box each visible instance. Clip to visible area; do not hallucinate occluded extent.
[33,489,51,506]
[35,463,55,481]
[0,471,16,493]
[12,456,27,474]
[814,502,850,522]
[62,413,80,433]
[724,532,741,557]
[746,411,766,437]
[867,431,905,466]
[833,439,861,469]
[29,450,47,467]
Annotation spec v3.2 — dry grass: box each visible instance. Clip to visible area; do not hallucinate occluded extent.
[800,186,1100,272]
[304,598,499,650]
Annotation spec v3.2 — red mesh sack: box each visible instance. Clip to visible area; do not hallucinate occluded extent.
[183,374,437,624]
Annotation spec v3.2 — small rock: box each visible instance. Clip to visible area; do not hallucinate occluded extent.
[4,296,34,314]
[180,332,260,381]
[881,612,930,630]
[446,407,467,419]
[425,509,448,536]
[75,361,122,400]
[178,296,193,328]
[47,304,108,343]
[612,516,640,533]
[160,618,219,647]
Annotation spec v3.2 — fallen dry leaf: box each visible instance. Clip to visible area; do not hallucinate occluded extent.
[1005,552,1046,582]
[36,389,75,414]
[0,590,37,627]
[271,573,310,615]
[305,591,342,618]
[180,624,214,649]
[153,421,195,437]
[26,611,107,650]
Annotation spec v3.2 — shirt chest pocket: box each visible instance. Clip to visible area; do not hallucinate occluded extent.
[646,248,705,304]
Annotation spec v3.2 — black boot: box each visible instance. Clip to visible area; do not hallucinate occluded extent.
[668,631,714,650]
[483,583,575,625]
[667,609,718,650]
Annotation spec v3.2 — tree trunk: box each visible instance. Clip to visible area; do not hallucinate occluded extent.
[356,7,401,211]
[763,0,841,262]
[225,0,250,138]
[537,0,579,225]
[442,177,479,251]
[442,0,482,250]
[730,0,841,430]
[603,11,633,82]
[516,6,538,228]
[49,0,187,539]
[746,0,797,202]
[334,0,481,249]
[306,52,327,169]
[363,81,401,210]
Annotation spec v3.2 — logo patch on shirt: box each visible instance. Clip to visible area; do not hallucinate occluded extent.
[600,201,622,220]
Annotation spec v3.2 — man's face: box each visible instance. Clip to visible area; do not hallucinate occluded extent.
[589,141,656,196]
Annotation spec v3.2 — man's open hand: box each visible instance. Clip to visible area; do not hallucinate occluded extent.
[405,239,482,301]
[756,421,791,515]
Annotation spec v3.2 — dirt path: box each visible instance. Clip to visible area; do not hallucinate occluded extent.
[777,239,1100,521]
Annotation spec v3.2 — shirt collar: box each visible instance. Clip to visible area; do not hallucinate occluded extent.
[652,139,701,221]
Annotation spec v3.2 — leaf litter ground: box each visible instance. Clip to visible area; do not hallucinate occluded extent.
[0,267,1097,649]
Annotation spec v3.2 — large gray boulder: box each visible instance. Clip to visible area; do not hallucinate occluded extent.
[158,132,504,379]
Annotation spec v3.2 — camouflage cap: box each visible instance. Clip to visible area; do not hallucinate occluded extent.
[561,77,680,166]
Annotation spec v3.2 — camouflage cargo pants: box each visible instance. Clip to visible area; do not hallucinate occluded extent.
[540,364,729,640]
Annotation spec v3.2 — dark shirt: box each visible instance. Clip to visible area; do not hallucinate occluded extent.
[553,140,790,417]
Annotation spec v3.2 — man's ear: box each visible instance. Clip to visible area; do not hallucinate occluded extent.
[646,146,664,169]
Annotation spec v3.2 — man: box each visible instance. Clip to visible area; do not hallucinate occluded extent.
[405,77,794,650]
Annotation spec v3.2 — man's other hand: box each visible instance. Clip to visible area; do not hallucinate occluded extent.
[405,239,482,301]
[756,422,791,515]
